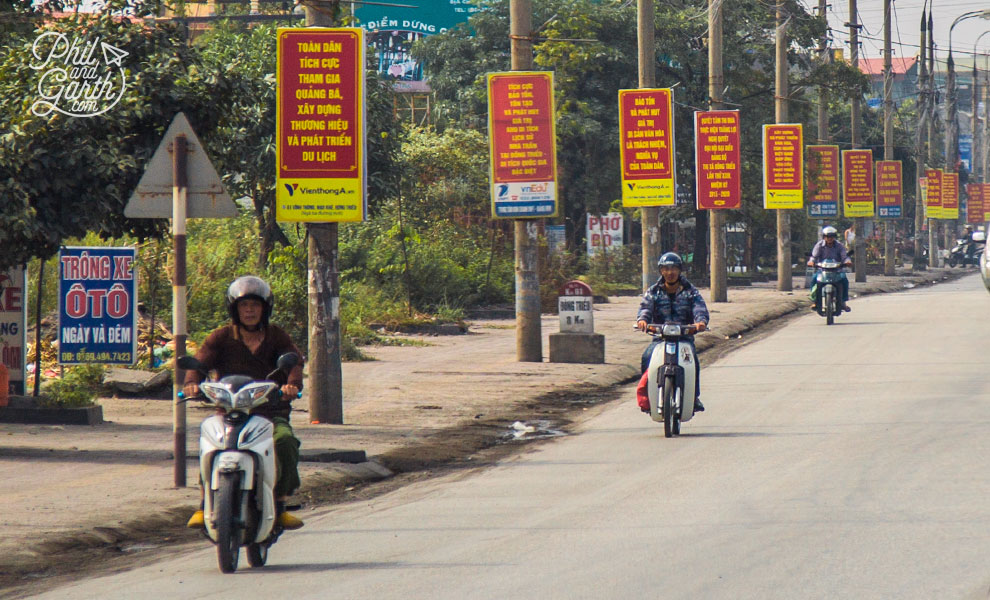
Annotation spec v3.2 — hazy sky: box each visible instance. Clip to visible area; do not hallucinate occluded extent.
[801,0,990,63]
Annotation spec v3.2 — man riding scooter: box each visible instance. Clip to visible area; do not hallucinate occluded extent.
[635,252,710,413]
[807,226,853,312]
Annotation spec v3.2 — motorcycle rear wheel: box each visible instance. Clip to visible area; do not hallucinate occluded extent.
[216,473,241,574]
[662,377,676,438]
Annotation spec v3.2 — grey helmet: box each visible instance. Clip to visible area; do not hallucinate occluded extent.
[822,226,838,238]
[225,276,274,326]
[657,252,683,269]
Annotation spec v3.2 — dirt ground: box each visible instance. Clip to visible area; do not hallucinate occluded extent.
[0,268,971,598]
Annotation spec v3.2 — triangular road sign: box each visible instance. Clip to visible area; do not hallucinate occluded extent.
[125,112,237,219]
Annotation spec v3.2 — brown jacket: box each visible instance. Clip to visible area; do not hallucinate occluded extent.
[183,324,304,419]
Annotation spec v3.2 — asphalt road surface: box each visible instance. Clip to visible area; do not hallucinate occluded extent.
[30,274,990,600]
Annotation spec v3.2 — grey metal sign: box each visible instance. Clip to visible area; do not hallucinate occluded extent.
[125,112,236,219]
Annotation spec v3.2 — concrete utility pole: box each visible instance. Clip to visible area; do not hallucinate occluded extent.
[882,0,896,275]
[985,56,990,184]
[638,0,660,290]
[817,0,829,145]
[974,60,981,185]
[850,0,866,282]
[708,0,727,302]
[510,0,542,362]
[775,4,791,292]
[915,8,928,269]
[928,12,939,268]
[305,3,343,423]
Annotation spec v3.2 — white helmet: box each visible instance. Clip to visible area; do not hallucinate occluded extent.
[822,226,838,238]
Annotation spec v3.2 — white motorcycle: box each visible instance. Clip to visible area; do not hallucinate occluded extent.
[641,323,698,438]
[177,353,300,573]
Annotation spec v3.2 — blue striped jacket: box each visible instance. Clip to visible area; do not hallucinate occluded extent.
[636,275,710,330]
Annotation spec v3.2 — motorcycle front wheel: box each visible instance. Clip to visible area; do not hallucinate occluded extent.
[216,472,241,574]
[949,255,958,267]
[824,289,835,326]
[662,376,676,438]
[247,542,268,567]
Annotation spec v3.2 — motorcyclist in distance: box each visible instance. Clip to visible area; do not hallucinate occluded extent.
[807,226,853,312]
[183,276,306,530]
[635,252,710,413]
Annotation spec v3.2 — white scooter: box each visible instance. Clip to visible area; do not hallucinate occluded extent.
[177,353,300,574]
[641,323,698,438]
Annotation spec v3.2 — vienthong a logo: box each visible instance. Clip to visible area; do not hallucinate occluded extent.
[284,183,299,196]
[29,31,128,118]
[299,186,348,196]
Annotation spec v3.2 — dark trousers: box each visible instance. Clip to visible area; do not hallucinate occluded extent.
[640,338,700,399]
[272,417,301,498]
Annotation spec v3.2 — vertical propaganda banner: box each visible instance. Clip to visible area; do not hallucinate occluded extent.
[618,89,676,207]
[807,145,840,218]
[925,169,942,219]
[984,183,990,221]
[966,184,984,224]
[942,172,959,220]
[875,160,902,219]
[762,124,803,209]
[488,72,558,218]
[276,28,367,223]
[0,268,26,395]
[694,110,741,209]
[58,247,137,365]
[842,149,874,217]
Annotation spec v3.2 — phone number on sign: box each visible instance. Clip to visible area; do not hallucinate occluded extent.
[61,351,131,363]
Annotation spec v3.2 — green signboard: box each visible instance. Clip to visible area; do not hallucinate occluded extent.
[356,0,479,34]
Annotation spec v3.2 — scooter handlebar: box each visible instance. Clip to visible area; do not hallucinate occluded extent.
[635,323,699,336]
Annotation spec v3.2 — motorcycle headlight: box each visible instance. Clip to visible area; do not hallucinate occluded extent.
[662,324,682,337]
[233,382,278,410]
[200,383,233,409]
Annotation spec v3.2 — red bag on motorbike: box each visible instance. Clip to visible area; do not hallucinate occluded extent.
[636,370,650,411]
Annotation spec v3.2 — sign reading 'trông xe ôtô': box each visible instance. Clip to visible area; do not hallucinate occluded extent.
[58,247,137,365]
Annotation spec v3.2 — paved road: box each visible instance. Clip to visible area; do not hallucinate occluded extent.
[30,275,990,599]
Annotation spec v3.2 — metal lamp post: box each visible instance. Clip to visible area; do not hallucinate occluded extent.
[973,30,990,184]
[946,10,990,239]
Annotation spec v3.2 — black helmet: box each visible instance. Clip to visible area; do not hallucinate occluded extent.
[657,252,683,269]
[225,276,274,326]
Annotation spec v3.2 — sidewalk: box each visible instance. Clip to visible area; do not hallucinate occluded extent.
[0,266,973,593]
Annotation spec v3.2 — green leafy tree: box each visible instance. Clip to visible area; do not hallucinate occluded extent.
[0,15,241,269]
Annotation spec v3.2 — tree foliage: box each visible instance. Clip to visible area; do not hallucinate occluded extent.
[0,15,237,269]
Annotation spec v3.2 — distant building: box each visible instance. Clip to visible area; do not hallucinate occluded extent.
[857,57,919,107]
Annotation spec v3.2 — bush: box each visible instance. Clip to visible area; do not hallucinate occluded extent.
[41,364,105,408]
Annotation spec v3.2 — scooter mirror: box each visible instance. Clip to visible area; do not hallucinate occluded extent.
[176,356,203,371]
[276,353,301,372]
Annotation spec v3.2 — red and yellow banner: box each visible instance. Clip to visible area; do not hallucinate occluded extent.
[694,110,741,210]
[942,172,959,220]
[618,89,676,207]
[762,124,803,209]
[925,169,942,219]
[276,28,366,222]
[807,145,839,218]
[487,72,558,218]
[984,183,990,221]
[875,160,902,219]
[842,149,874,217]
[966,184,984,224]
